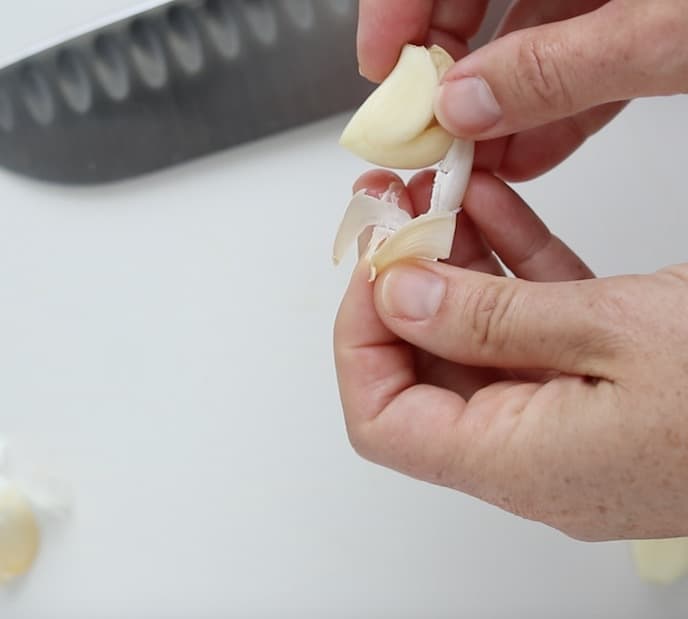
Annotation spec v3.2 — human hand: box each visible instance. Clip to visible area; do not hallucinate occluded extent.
[334,171,688,541]
[358,0,688,181]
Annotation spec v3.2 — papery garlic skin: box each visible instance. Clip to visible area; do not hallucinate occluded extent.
[430,139,475,214]
[340,44,455,169]
[0,479,40,584]
[333,190,411,265]
[369,211,457,281]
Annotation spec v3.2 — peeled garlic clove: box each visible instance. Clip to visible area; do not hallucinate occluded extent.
[343,45,437,146]
[340,44,455,169]
[632,538,688,585]
[345,126,454,171]
[333,190,411,265]
[430,138,475,214]
[369,211,457,280]
[0,479,40,584]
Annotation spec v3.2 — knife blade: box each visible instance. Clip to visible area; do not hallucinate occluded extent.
[0,0,372,184]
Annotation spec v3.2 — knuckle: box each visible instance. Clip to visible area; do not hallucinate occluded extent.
[588,286,632,325]
[514,34,574,114]
[346,422,375,462]
[639,5,688,91]
[581,283,641,357]
[462,281,519,355]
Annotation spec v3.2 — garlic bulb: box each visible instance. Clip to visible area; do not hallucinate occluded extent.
[0,479,40,584]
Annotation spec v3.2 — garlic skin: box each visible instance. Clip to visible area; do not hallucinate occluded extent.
[632,538,688,585]
[340,44,455,169]
[430,138,475,214]
[368,211,457,280]
[333,190,411,266]
[0,479,40,584]
[334,138,474,281]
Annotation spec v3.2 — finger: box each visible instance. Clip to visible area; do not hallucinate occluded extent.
[335,259,491,486]
[431,0,490,36]
[471,0,620,179]
[462,172,594,281]
[406,168,435,217]
[494,0,608,35]
[413,208,514,398]
[357,1,434,82]
[374,261,618,376]
[357,0,489,82]
[352,169,414,260]
[406,168,510,397]
[335,262,416,425]
[336,266,600,523]
[426,0,490,60]
[475,102,627,181]
[334,259,474,482]
[352,170,413,214]
[434,1,688,140]
[407,169,504,274]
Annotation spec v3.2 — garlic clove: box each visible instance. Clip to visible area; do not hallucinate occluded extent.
[428,45,455,78]
[368,211,457,280]
[333,190,411,265]
[0,479,40,584]
[342,45,437,147]
[632,538,688,585]
[334,44,475,279]
[430,138,475,214]
[343,126,454,171]
[340,44,455,169]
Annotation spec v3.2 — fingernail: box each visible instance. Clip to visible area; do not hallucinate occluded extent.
[435,77,502,135]
[381,266,446,321]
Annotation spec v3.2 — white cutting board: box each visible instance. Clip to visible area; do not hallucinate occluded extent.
[1,2,688,618]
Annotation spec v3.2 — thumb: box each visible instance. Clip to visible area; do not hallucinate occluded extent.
[374,262,618,377]
[434,2,688,139]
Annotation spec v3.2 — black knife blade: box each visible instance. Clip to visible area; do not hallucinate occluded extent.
[0,0,372,184]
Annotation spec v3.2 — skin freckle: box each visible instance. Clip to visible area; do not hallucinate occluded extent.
[665,428,681,448]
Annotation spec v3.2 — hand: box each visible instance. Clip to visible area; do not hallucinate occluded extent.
[334,171,688,542]
[358,0,688,181]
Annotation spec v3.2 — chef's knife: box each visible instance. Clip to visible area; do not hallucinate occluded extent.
[0,0,372,184]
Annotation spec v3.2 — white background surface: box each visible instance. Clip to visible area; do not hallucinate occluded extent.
[1,1,688,618]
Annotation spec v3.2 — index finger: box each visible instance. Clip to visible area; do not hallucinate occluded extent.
[357,0,489,82]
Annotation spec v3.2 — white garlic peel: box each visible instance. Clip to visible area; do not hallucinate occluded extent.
[430,138,475,214]
[631,538,688,585]
[0,479,40,584]
[368,211,457,281]
[333,190,411,265]
[340,44,455,169]
[334,44,475,280]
